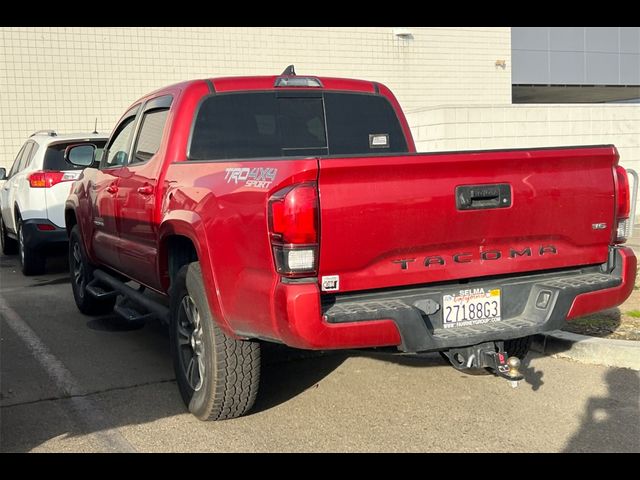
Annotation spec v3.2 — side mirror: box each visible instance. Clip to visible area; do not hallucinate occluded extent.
[64,144,96,167]
[0,167,6,181]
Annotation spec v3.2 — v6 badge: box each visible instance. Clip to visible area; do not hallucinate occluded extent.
[321,275,340,292]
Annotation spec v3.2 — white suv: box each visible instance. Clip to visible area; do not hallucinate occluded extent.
[0,130,107,275]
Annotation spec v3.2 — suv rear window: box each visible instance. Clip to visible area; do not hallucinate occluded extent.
[44,140,106,171]
[189,92,407,161]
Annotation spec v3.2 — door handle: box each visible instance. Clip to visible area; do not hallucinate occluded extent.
[106,183,119,194]
[11,184,18,189]
[137,184,154,195]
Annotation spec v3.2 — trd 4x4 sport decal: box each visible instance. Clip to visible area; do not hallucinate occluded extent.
[224,167,277,189]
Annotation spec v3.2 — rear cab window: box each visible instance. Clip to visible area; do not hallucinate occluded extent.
[44,141,107,171]
[188,91,408,160]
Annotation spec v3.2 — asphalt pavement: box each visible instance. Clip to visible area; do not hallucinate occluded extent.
[1,253,639,452]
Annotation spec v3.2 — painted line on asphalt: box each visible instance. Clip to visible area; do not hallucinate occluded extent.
[0,295,137,452]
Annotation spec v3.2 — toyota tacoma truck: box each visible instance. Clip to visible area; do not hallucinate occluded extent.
[64,67,637,421]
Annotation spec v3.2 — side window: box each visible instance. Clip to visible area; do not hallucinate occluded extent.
[131,109,169,165]
[23,142,39,170]
[16,143,34,173]
[101,116,137,169]
[8,144,27,177]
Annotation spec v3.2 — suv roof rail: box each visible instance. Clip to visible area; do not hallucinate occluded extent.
[30,129,57,137]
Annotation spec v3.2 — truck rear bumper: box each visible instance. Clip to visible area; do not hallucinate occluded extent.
[273,247,636,353]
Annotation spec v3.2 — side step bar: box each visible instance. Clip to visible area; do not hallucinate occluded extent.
[91,269,170,324]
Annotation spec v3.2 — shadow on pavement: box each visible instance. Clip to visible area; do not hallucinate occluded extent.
[563,368,640,453]
[251,346,348,415]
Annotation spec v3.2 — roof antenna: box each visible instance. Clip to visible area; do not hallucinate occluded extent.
[281,65,296,76]
[92,118,98,134]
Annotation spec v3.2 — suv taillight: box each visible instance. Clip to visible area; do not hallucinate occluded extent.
[614,165,631,244]
[268,183,318,277]
[28,170,80,188]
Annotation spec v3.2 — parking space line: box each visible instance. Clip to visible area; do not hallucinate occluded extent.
[0,295,137,452]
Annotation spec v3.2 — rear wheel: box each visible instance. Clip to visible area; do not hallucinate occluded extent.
[0,215,17,255]
[170,262,261,421]
[18,219,45,275]
[69,225,116,315]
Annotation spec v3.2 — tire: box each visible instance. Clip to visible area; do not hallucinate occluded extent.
[504,336,532,360]
[69,225,116,315]
[170,262,261,421]
[18,219,45,275]
[0,215,17,255]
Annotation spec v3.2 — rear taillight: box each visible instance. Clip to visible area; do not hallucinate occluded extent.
[268,183,318,277]
[614,165,631,243]
[28,170,81,188]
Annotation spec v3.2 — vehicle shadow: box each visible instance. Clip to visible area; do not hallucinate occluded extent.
[348,348,545,391]
[250,345,348,414]
[563,368,640,452]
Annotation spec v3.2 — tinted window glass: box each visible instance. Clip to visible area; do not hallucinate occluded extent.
[190,93,280,160]
[132,109,169,164]
[44,141,107,171]
[323,93,408,154]
[189,93,327,160]
[279,97,326,151]
[189,92,407,160]
[102,117,137,168]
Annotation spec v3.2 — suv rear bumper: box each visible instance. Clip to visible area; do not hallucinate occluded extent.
[20,218,68,250]
[272,247,636,352]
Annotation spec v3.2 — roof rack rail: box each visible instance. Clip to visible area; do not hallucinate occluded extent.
[30,130,57,137]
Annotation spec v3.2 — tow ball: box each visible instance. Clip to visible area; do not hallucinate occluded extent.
[486,351,524,388]
[442,341,525,388]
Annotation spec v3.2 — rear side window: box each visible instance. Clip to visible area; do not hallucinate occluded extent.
[44,141,107,171]
[189,91,407,161]
[16,143,34,173]
[132,109,169,164]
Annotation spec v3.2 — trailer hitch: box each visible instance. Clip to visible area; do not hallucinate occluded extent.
[483,351,524,388]
[442,341,524,388]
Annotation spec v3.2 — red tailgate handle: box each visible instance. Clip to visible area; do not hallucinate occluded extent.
[137,184,153,195]
[106,182,118,194]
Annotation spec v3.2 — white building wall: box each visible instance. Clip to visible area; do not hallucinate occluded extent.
[406,104,640,217]
[0,26,512,168]
[405,105,640,173]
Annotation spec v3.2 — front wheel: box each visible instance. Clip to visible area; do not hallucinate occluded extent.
[170,262,261,421]
[69,225,116,315]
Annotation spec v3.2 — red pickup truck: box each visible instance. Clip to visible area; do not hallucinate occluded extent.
[64,68,637,421]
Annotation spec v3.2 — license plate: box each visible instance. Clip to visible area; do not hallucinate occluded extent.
[442,288,501,328]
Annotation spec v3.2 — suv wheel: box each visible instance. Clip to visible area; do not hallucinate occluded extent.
[69,225,116,315]
[18,219,45,275]
[0,216,18,255]
[170,262,261,421]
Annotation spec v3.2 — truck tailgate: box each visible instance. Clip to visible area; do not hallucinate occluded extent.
[317,146,618,293]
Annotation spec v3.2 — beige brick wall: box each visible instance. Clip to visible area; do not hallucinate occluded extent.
[0,26,511,169]
[406,104,640,214]
[405,104,640,171]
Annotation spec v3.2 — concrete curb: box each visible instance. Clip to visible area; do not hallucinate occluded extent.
[532,330,640,371]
